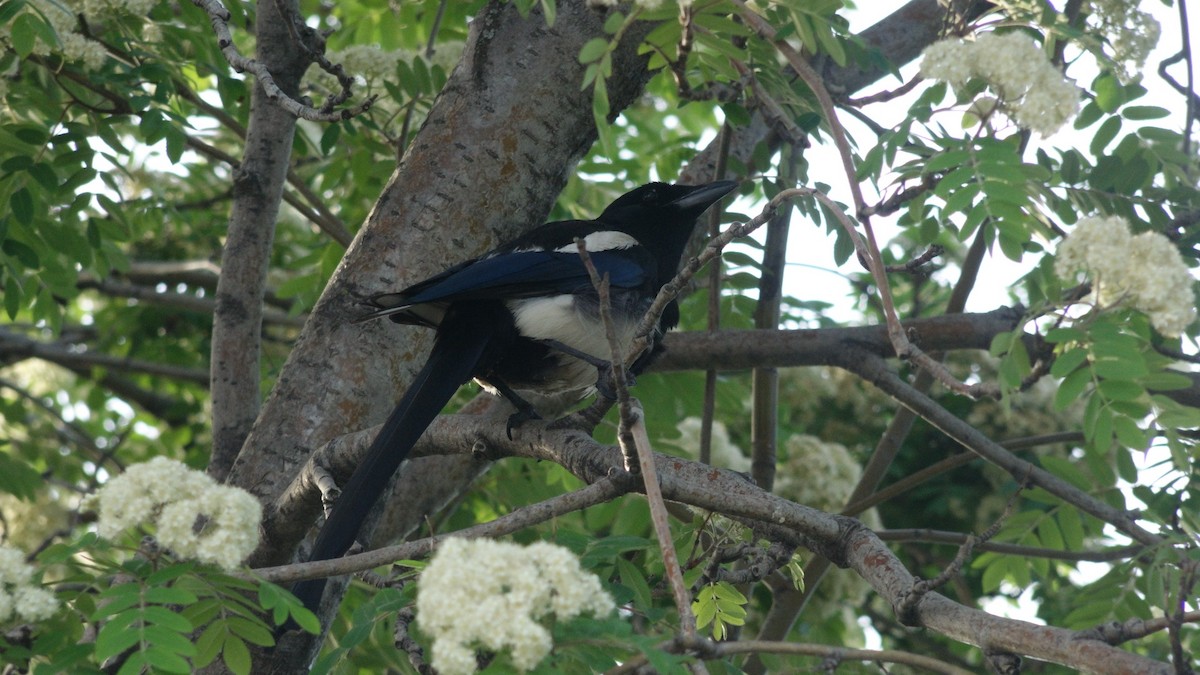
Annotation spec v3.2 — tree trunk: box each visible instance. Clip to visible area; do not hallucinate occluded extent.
[227,1,655,668]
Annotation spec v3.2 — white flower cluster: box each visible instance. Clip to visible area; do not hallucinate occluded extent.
[92,457,262,570]
[327,45,408,83]
[416,538,614,675]
[0,491,69,554]
[0,0,163,74]
[0,544,58,623]
[920,31,1080,135]
[80,0,158,19]
[1088,0,1161,74]
[669,417,752,473]
[774,435,873,521]
[0,0,104,71]
[1056,215,1197,336]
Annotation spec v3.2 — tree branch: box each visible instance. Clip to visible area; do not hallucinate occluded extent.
[0,328,210,385]
[345,413,1172,674]
[833,348,1162,547]
[207,0,313,481]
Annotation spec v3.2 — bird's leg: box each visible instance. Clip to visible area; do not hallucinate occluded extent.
[484,378,542,439]
[537,338,633,398]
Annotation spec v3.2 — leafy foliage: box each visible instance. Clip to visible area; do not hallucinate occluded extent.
[1,0,1199,672]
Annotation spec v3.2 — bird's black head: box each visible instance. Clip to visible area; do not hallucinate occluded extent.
[596,180,738,295]
[599,181,738,225]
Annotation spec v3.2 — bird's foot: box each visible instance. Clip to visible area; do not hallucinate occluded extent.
[506,407,542,439]
[595,366,634,400]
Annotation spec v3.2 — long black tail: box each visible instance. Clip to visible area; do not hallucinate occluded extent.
[290,317,497,615]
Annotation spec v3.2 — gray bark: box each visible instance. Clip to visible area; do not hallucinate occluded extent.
[209,0,311,480]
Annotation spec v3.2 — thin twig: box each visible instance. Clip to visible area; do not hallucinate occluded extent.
[876,529,1144,562]
[425,0,449,58]
[190,0,376,122]
[574,240,637,472]
[0,329,210,385]
[1156,0,1195,163]
[897,483,1022,619]
[699,126,732,466]
[1079,610,1200,646]
[884,245,944,274]
[1168,561,1196,675]
[833,347,1162,548]
[253,478,627,584]
[630,187,815,359]
[843,432,1085,516]
[735,1,987,399]
[843,75,924,107]
[574,239,698,639]
[750,147,797,492]
[629,404,699,640]
[607,638,975,675]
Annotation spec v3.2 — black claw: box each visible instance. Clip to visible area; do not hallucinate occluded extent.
[595,370,618,400]
[506,407,542,439]
[595,367,634,400]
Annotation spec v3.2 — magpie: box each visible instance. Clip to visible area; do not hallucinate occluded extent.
[291,180,737,617]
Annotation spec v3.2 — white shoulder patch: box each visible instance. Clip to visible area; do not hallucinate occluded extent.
[554,230,637,253]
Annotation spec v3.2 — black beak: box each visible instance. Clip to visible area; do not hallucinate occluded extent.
[668,180,738,212]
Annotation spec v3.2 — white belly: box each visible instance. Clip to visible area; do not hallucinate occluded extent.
[506,294,642,395]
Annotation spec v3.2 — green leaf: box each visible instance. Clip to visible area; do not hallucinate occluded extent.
[1094,73,1124,112]
[0,453,41,499]
[320,124,341,156]
[143,645,192,674]
[0,0,28,25]
[222,636,251,675]
[10,187,34,226]
[1057,506,1085,550]
[1090,116,1122,157]
[1115,445,1138,482]
[145,563,197,586]
[1040,456,1091,491]
[1055,362,1091,410]
[923,149,971,175]
[96,618,143,661]
[602,9,624,34]
[142,605,194,633]
[1121,105,1169,120]
[1112,415,1148,451]
[1140,371,1193,392]
[195,623,225,667]
[26,162,58,192]
[2,154,32,172]
[116,652,149,675]
[615,557,652,610]
[141,625,197,659]
[1050,347,1088,378]
[1088,404,1113,452]
[1097,379,1144,402]
[1037,516,1064,551]
[143,586,199,606]
[980,557,1007,593]
[11,13,38,57]
[1091,356,1147,381]
[578,38,609,64]
[592,77,609,127]
[227,616,274,647]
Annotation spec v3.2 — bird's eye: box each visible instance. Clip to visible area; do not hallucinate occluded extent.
[641,189,659,204]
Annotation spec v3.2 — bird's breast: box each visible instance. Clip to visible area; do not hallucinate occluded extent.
[504,292,646,395]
